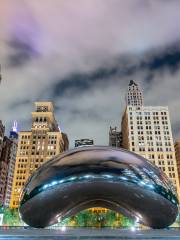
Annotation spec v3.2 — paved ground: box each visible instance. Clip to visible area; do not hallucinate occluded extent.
[0,228,180,239]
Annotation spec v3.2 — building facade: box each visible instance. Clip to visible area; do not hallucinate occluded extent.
[10,102,69,208]
[4,123,18,207]
[175,140,180,184]
[0,121,5,158]
[121,81,180,198]
[109,126,122,148]
[0,136,12,205]
[126,80,143,106]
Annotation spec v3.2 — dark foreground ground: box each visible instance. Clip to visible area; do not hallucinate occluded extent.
[0,228,180,240]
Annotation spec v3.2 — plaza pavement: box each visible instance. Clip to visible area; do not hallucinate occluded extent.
[0,228,180,239]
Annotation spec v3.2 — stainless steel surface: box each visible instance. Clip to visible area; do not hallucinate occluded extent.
[19,146,179,228]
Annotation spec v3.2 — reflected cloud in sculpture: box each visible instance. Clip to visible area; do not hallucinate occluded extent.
[19,146,179,228]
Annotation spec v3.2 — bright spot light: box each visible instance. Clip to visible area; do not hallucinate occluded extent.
[12,120,18,132]
[136,217,139,223]
[140,181,145,185]
[51,181,57,186]
[120,177,128,180]
[103,174,113,178]
[131,226,136,232]
[43,184,48,190]
[148,184,154,189]
[69,177,76,181]
[61,226,66,231]
[84,175,91,179]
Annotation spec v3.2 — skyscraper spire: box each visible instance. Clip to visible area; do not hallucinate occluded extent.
[9,121,18,140]
[126,80,143,106]
[12,120,18,133]
[128,80,137,86]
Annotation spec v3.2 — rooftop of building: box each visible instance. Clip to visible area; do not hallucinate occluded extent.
[129,80,138,86]
[34,102,54,112]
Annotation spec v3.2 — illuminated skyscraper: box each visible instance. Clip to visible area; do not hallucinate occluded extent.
[0,136,12,205]
[121,82,180,199]
[0,121,18,206]
[10,102,69,208]
[0,120,5,158]
[4,122,18,207]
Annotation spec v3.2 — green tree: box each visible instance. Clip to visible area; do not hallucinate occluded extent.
[58,209,134,228]
[3,208,23,226]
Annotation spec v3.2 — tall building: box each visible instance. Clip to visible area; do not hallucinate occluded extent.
[175,140,180,184]
[75,139,94,147]
[0,120,5,158]
[126,80,143,106]
[109,126,122,148]
[0,121,5,204]
[121,81,180,198]
[0,136,12,205]
[4,122,18,207]
[10,102,69,208]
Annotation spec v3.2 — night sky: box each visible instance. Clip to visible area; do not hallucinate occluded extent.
[0,0,180,147]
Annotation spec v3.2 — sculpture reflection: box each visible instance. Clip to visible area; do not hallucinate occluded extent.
[19,146,179,228]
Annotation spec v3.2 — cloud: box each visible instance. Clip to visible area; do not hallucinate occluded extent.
[7,38,39,67]
[0,0,180,147]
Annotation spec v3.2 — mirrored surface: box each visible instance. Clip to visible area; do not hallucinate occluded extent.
[19,146,179,228]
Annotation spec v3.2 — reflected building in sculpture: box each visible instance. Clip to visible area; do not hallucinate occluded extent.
[121,81,180,199]
[74,139,108,214]
[19,146,179,229]
[10,102,69,208]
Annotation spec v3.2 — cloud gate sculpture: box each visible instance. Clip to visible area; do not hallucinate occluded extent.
[19,146,179,228]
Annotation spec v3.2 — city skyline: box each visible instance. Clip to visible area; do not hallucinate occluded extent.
[1,0,180,147]
[0,79,179,147]
[0,79,179,148]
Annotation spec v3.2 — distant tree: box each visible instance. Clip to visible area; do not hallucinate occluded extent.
[58,209,134,228]
[3,208,23,226]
